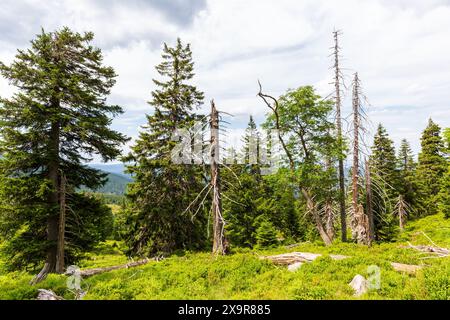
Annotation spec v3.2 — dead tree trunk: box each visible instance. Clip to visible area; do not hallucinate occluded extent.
[302,189,333,246]
[324,156,335,242]
[56,173,66,273]
[210,100,227,255]
[365,159,375,244]
[325,199,335,241]
[332,30,347,242]
[351,73,369,244]
[397,195,406,230]
[351,73,360,241]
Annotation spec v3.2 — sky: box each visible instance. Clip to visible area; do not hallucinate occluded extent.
[0,0,449,164]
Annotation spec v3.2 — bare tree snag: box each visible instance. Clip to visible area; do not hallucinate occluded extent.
[350,73,371,245]
[332,30,347,242]
[395,195,408,230]
[325,199,335,242]
[351,73,360,241]
[56,173,66,273]
[210,100,227,255]
[365,159,375,244]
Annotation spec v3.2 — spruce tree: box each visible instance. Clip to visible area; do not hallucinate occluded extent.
[438,128,450,218]
[396,139,419,216]
[369,124,398,241]
[241,115,261,174]
[416,119,447,215]
[123,38,206,256]
[0,28,127,277]
[223,117,264,248]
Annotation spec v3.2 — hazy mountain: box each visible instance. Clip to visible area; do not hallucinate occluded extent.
[90,163,129,177]
[80,164,132,195]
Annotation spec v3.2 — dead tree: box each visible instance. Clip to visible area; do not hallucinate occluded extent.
[332,29,348,242]
[365,159,375,244]
[324,157,335,241]
[56,172,66,273]
[394,195,410,231]
[210,100,227,255]
[257,81,332,246]
[351,73,369,244]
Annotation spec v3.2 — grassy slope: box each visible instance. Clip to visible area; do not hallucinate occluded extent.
[1,214,449,300]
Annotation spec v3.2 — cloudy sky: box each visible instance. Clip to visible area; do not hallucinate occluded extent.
[1,0,449,163]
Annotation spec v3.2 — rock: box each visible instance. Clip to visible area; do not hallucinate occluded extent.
[37,289,64,300]
[287,262,303,272]
[349,274,368,297]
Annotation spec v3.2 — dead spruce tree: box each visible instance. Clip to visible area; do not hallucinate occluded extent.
[365,159,375,244]
[210,100,227,255]
[351,73,370,244]
[331,29,348,242]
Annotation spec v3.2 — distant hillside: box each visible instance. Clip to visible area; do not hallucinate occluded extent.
[96,172,132,195]
[90,163,130,178]
[80,170,132,195]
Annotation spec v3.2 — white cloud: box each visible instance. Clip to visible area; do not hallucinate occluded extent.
[1,0,449,158]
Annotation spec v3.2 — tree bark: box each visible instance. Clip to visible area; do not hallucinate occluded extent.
[56,173,66,273]
[301,189,332,246]
[365,159,375,244]
[210,100,227,255]
[333,30,347,242]
[351,73,361,242]
[32,110,60,284]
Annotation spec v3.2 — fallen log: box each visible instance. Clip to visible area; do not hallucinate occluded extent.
[261,252,348,266]
[390,262,423,274]
[66,257,158,278]
[262,252,424,274]
[401,243,449,258]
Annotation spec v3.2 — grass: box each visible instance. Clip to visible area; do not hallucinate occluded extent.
[0,214,449,300]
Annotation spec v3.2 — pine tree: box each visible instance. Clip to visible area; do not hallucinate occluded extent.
[369,124,398,241]
[438,128,450,218]
[396,139,419,217]
[241,116,261,174]
[223,117,263,247]
[0,28,127,278]
[255,218,279,248]
[123,38,206,256]
[416,119,447,216]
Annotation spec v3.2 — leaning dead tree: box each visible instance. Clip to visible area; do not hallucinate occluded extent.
[351,73,370,244]
[257,81,333,246]
[331,29,348,242]
[210,100,227,255]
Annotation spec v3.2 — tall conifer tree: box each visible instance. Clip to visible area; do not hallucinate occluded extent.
[123,38,206,256]
[416,119,447,215]
[0,28,127,278]
[369,124,398,240]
